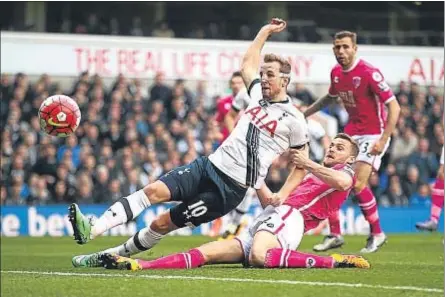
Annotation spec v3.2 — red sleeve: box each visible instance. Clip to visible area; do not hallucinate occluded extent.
[215,99,226,122]
[328,69,338,96]
[367,69,395,104]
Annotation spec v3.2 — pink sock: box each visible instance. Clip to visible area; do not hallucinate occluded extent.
[430,178,444,223]
[328,211,341,236]
[357,187,382,235]
[264,248,334,269]
[138,249,205,269]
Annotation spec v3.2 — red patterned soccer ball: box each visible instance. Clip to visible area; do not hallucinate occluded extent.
[38,95,81,137]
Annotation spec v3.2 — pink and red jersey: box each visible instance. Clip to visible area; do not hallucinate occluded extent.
[215,95,234,142]
[284,163,355,232]
[328,59,396,136]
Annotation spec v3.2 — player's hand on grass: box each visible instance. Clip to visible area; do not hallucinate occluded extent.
[370,137,386,155]
[261,18,287,35]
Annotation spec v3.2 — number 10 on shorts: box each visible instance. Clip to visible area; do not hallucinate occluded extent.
[187,200,208,218]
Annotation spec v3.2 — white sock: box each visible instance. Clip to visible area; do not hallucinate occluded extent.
[91,190,151,238]
[102,227,164,257]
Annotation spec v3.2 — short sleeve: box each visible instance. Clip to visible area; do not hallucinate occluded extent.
[247,77,262,103]
[232,89,250,111]
[328,69,338,97]
[339,164,355,178]
[367,69,395,104]
[289,117,310,148]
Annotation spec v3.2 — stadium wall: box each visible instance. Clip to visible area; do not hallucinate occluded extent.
[1,31,443,87]
[1,204,442,237]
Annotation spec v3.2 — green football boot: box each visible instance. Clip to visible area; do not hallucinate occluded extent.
[68,203,92,245]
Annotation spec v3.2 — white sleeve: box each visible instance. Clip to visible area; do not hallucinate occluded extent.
[290,117,310,148]
[247,77,262,103]
[232,88,250,111]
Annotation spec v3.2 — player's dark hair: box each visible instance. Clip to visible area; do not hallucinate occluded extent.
[231,71,242,78]
[334,31,357,45]
[334,133,359,157]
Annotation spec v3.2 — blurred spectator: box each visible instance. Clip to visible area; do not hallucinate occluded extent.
[129,17,144,36]
[389,127,418,163]
[109,18,120,35]
[380,176,408,207]
[402,165,422,199]
[152,21,175,38]
[406,138,439,183]
[149,71,171,103]
[410,184,432,207]
[293,83,315,105]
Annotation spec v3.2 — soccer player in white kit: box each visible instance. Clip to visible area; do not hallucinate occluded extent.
[416,147,444,231]
[70,18,310,268]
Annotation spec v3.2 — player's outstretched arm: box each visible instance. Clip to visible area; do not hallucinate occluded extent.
[290,149,353,191]
[241,18,287,88]
[303,94,337,118]
[274,145,309,201]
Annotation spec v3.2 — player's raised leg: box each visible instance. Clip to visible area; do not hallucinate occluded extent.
[101,237,244,270]
[68,180,169,244]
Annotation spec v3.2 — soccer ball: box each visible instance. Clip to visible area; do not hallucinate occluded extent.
[38,95,81,137]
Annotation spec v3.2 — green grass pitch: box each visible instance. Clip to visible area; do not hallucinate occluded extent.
[1,234,443,297]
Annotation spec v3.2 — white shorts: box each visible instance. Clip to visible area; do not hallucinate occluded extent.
[351,134,391,171]
[236,205,304,262]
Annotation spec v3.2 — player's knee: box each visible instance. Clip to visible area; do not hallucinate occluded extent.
[143,181,171,204]
[150,213,173,235]
[353,178,367,193]
[248,245,266,267]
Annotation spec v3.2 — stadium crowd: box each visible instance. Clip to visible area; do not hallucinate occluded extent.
[0,71,443,208]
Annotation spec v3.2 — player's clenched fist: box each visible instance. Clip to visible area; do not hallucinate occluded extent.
[261,18,287,34]
[290,145,310,169]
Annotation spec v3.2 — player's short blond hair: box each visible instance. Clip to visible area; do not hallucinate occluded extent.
[264,54,291,76]
[334,133,359,157]
[334,31,357,45]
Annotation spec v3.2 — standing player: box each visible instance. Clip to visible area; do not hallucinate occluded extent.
[416,147,444,231]
[99,134,370,271]
[70,18,310,267]
[304,31,401,253]
[215,71,246,144]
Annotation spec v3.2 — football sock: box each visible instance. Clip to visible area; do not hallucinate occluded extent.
[137,248,205,269]
[431,178,444,223]
[356,187,383,235]
[264,249,334,269]
[328,211,341,236]
[91,190,151,238]
[102,227,164,256]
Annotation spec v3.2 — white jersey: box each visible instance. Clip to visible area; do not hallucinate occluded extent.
[209,79,309,189]
[232,88,250,111]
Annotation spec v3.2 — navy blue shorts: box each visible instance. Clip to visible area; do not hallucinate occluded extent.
[159,156,247,228]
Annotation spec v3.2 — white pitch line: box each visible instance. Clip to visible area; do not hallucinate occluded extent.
[1,270,442,294]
